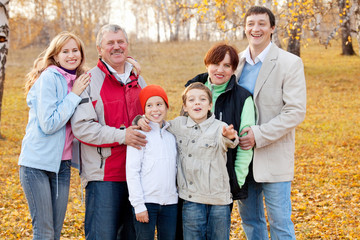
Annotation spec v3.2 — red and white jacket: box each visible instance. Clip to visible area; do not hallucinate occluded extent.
[71,59,146,186]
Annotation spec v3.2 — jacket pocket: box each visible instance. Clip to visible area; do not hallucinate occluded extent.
[97,147,111,168]
[267,142,294,176]
[176,136,189,158]
[141,160,156,177]
[197,138,217,160]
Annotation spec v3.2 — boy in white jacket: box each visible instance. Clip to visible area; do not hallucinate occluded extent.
[126,85,178,240]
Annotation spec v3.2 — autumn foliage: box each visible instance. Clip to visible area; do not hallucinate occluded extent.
[0,40,359,239]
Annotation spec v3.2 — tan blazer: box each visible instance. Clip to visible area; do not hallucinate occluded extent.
[235,43,306,183]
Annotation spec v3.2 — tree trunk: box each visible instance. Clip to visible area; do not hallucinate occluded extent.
[156,0,161,42]
[271,1,282,49]
[287,17,303,57]
[338,0,355,55]
[161,0,174,41]
[287,32,301,57]
[354,0,360,55]
[173,5,180,42]
[272,27,282,49]
[0,0,9,139]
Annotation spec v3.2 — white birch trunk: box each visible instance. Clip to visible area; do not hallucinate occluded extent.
[0,0,9,138]
[354,0,360,55]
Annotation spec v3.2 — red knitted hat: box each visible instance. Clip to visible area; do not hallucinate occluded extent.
[139,85,169,112]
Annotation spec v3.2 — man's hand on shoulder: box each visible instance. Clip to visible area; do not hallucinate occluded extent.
[125,126,147,150]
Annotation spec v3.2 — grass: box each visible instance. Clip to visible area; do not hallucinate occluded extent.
[0,39,359,239]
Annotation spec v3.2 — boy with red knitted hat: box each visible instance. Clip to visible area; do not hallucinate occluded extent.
[126,85,178,240]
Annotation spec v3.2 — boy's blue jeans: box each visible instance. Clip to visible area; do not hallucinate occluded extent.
[237,180,296,240]
[133,203,178,240]
[19,160,71,240]
[182,201,231,240]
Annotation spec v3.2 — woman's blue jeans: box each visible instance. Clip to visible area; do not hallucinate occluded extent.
[133,203,178,240]
[182,201,231,240]
[19,160,71,240]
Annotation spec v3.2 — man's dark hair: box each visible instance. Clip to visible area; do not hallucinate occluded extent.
[244,6,276,28]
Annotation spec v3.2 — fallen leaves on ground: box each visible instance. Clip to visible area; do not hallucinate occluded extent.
[1,41,359,239]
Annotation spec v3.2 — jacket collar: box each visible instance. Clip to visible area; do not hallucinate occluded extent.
[243,42,272,65]
[236,43,279,99]
[185,113,215,131]
[47,66,77,92]
[148,120,170,133]
[186,72,237,92]
[253,43,278,98]
[97,59,138,85]
[48,65,77,81]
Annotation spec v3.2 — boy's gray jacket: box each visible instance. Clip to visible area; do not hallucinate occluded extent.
[169,114,239,205]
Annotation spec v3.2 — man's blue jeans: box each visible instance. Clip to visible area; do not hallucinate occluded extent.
[182,201,231,240]
[19,160,71,240]
[85,181,135,240]
[237,180,296,240]
[133,203,178,240]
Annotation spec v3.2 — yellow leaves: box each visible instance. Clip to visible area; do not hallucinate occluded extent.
[2,40,360,239]
[293,40,360,239]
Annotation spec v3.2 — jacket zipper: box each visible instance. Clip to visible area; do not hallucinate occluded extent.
[97,147,104,168]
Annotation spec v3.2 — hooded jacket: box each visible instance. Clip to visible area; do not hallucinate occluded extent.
[126,121,178,214]
[19,67,81,173]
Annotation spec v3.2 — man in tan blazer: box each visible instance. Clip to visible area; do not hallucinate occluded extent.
[235,6,306,240]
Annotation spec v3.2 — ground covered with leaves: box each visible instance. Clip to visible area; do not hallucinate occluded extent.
[0,41,359,239]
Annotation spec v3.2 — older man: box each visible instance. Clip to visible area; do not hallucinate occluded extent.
[236,6,306,240]
[71,24,147,240]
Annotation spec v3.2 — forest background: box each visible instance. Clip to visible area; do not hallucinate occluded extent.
[0,0,360,239]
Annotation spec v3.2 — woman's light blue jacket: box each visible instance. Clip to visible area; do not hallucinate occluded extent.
[18,67,81,173]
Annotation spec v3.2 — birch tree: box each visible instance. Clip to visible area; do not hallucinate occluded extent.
[286,0,306,56]
[0,0,9,138]
[338,0,355,55]
[354,0,360,55]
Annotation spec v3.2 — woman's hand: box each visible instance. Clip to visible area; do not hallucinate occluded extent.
[72,73,90,96]
[127,57,141,76]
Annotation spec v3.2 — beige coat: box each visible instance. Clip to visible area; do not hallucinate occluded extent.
[235,44,306,183]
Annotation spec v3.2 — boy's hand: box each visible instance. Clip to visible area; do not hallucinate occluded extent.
[222,124,238,140]
[138,117,151,132]
[136,210,149,223]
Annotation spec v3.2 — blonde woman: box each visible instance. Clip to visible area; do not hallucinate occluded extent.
[19,32,90,240]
